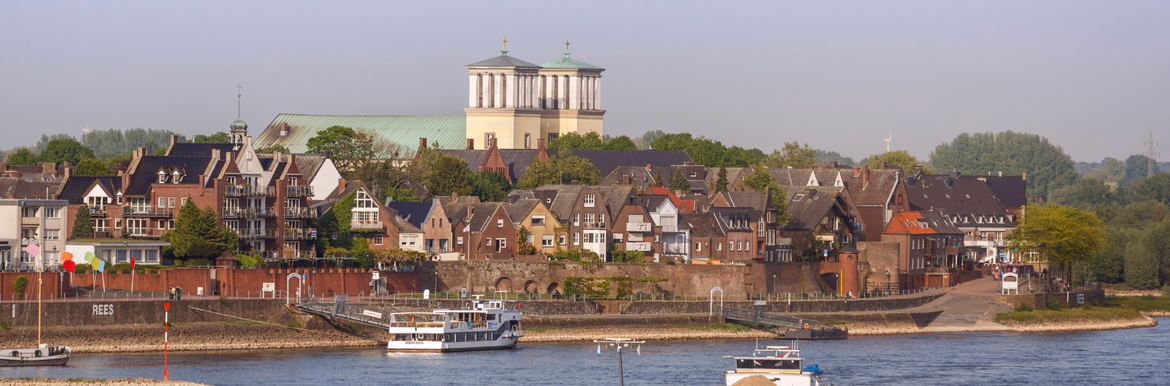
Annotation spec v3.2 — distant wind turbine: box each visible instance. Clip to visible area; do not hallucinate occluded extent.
[884,131,892,153]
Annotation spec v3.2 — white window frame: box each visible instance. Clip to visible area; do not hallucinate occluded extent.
[583,194,595,207]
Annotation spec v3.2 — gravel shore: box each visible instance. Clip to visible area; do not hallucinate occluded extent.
[0,379,209,386]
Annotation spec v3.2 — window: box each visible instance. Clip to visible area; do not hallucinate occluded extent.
[531,215,545,226]
[168,197,175,208]
[115,219,122,229]
[45,229,60,240]
[355,190,376,208]
[431,218,435,227]
[497,238,506,249]
[524,133,531,149]
[21,207,37,218]
[696,242,702,252]
[559,235,566,245]
[654,234,661,243]
[614,233,624,242]
[573,232,580,245]
[583,194,595,207]
[181,197,188,206]
[542,235,554,247]
[44,207,59,218]
[716,242,722,251]
[497,219,504,227]
[158,197,166,208]
[457,236,464,245]
[158,221,166,230]
[374,234,383,245]
[584,213,595,224]
[485,133,495,146]
[574,213,580,226]
[486,238,493,246]
[689,172,697,178]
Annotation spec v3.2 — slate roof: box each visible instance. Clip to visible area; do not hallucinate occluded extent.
[56,176,122,204]
[781,186,845,231]
[441,149,693,184]
[392,212,422,234]
[125,156,212,195]
[311,181,361,214]
[166,142,237,157]
[533,185,585,221]
[502,199,539,224]
[467,54,541,68]
[903,175,1015,228]
[256,114,467,154]
[721,191,770,211]
[387,201,433,230]
[467,203,504,232]
[682,212,725,238]
[600,165,655,187]
[959,174,1027,209]
[769,167,902,208]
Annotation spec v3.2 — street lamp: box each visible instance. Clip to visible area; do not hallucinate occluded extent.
[594,338,645,386]
[885,269,891,295]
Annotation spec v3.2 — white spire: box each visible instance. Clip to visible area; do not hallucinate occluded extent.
[884,131,892,153]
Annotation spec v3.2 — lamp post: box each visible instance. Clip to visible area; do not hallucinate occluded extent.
[885,269,891,295]
[594,338,645,386]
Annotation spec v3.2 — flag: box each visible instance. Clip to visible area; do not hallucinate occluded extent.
[596,344,601,357]
[130,257,136,270]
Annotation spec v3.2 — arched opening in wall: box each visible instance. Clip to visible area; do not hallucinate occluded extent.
[495,277,512,292]
[489,74,496,108]
[551,76,559,110]
[523,280,537,293]
[476,73,483,108]
[546,282,561,296]
[540,75,547,109]
[500,73,507,108]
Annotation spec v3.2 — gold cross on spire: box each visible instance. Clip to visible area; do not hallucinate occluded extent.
[565,39,570,52]
[502,37,507,51]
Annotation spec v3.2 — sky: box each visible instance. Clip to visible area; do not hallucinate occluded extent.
[2,0,1168,163]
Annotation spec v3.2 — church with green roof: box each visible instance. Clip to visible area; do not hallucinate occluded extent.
[255,39,605,153]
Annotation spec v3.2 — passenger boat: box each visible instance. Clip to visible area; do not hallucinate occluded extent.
[0,344,72,366]
[724,342,824,386]
[386,296,523,352]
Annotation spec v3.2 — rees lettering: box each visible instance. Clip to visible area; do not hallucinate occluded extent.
[93,304,115,316]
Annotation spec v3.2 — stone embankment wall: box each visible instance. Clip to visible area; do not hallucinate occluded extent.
[622,294,943,314]
[65,268,418,298]
[1,299,289,328]
[418,261,830,298]
[359,298,601,316]
[1001,289,1106,310]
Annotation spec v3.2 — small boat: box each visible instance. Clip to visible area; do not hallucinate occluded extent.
[724,342,824,386]
[0,344,72,366]
[386,296,523,352]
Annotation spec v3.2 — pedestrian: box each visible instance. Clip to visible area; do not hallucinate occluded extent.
[168,286,174,300]
[177,286,183,301]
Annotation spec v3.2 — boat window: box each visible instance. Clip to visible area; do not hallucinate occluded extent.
[736,358,801,370]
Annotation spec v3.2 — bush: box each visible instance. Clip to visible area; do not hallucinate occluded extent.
[13,276,27,299]
[1162,285,1170,297]
[1045,297,1063,311]
[1014,303,1034,312]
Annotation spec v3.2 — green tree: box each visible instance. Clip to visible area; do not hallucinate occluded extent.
[639,130,666,150]
[166,199,238,259]
[1132,173,1170,205]
[604,135,638,151]
[929,131,1076,199]
[866,150,932,174]
[652,169,665,187]
[516,152,601,189]
[71,204,95,239]
[764,141,818,169]
[255,144,291,154]
[549,132,606,150]
[424,155,472,197]
[742,166,791,224]
[1048,178,1118,209]
[1122,154,1160,186]
[75,157,114,176]
[40,138,95,166]
[5,148,39,165]
[669,169,689,193]
[815,149,855,167]
[83,128,180,160]
[191,132,231,143]
[1124,243,1160,289]
[1007,204,1105,283]
[35,134,74,153]
[516,226,537,255]
[714,162,729,193]
[651,132,765,167]
[468,170,511,202]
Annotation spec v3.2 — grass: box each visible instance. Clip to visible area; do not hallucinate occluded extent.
[525,327,551,333]
[994,305,1143,325]
[821,320,846,326]
[687,323,752,332]
[1114,295,1170,312]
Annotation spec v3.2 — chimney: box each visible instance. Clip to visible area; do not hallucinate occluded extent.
[338,178,346,194]
[452,191,458,202]
[279,122,290,137]
[170,134,180,147]
[466,138,474,150]
[998,171,1003,177]
[0,162,7,174]
[862,164,870,187]
[489,137,498,149]
[42,162,54,175]
[419,137,427,149]
[537,138,545,149]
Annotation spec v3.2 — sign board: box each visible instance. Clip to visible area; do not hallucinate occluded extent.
[371,271,381,281]
[92,304,114,316]
[1001,273,1019,295]
[1077,294,1085,304]
[423,289,430,299]
[461,286,468,299]
[362,309,383,319]
[196,287,204,296]
[753,300,767,306]
[262,283,276,292]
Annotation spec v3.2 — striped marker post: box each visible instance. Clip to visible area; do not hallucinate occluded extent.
[164,302,170,382]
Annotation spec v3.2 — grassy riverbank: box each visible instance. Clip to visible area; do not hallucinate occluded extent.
[994,295,1166,332]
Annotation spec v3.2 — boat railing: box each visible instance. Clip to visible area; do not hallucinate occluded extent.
[387,312,444,328]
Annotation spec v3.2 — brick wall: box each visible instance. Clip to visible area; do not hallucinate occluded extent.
[858,241,901,293]
[67,268,418,297]
[0,271,69,299]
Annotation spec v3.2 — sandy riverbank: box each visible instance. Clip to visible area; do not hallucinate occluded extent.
[0,323,380,354]
[1003,314,1158,333]
[0,379,209,386]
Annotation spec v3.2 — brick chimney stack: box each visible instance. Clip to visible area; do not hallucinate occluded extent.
[466,138,474,150]
[419,138,427,149]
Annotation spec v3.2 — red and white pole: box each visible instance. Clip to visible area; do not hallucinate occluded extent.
[164,302,170,382]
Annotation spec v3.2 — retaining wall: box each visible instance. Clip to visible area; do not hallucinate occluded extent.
[1,299,288,329]
[1001,289,1105,310]
[65,268,418,298]
[622,294,943,315]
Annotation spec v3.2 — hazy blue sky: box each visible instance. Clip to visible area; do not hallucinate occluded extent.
[3,1,1167,163]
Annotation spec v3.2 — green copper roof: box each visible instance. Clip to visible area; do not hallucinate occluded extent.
[255,114,467,153]
[540,54,604,70]
[467,53,541,68]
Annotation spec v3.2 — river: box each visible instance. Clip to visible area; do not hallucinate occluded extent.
[3,319,1166,385]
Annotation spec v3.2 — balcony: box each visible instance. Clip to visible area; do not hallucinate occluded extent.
[661,225,678,233]
[88,207,108,217]
[123,208,173,217]
[626,242,652,252]
[286,186,314,198]
[583,222,607,230]
[221,207,271,218]
[350,220,384,231]
[282,228,315,241]
[239,229,276,239]
[124,228,165,239]
[284,207,315,219]
[225,186,275,197]
[626,222,652,232]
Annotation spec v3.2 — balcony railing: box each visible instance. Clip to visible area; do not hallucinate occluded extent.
[225,186,275,197]
[583,222,607,230]
[124,228,165,239]
[282,228,315,240]
[626,242,652,252]
[661,225,678,233]
[286,186,314,198]
[89,207,108,217]
[350,220,384,230]
[239,229,276,239]
[222,207,271,218]
[284,207,315,219]
[626,222,652,232]
[123,208,174,217]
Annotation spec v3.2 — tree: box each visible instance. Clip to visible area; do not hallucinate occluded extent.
[1132,173,1170,205]
[866,150,932,174]
[424,155,472,197]
[604,135,638,151]
[816,149,855,167]
[83,128,180,160]
[516,152,601,189]
[1007,204,1105,283]
[191,132,231,143]
[1122,154,1160,186]
[743,166,791,225]
[5,148,39,165]
[35,134,75,153]
[1124,243,1160,289]
[516,226,537,255]
[651,132,765,167]
[255,144,291,154]
[669,169,689,193]
[652,169,665,187]
[1048,178,1118,209]
[764,141,818,169]
[75,157,114,176]
[166,199,238,259]
[549,132,605,150]
[929,131,1076,200]
[469,170,511,202]
[639,130,666,150]
[71,204,94,239]
[40,138,95,166]
[714,162,729,193]
[1090,227,1129,284]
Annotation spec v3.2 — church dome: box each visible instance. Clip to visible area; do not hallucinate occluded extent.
[230,118,247,131]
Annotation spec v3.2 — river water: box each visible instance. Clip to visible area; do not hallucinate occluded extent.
[4,319,1167,385]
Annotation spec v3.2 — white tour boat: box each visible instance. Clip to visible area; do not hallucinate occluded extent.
[386,296,523,352]
[724,342,824,386]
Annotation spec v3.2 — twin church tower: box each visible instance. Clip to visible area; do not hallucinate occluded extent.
[464,39,605,150]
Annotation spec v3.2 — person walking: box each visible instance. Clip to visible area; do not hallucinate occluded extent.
[177,286,183,301]
[168,286,174,300]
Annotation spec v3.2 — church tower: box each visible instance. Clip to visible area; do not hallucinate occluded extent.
[465,39,605,150]
[230,85,248,149]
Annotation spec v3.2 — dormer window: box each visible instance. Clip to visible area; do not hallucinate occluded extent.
[157,170,166,184]
[172,170,182,184]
